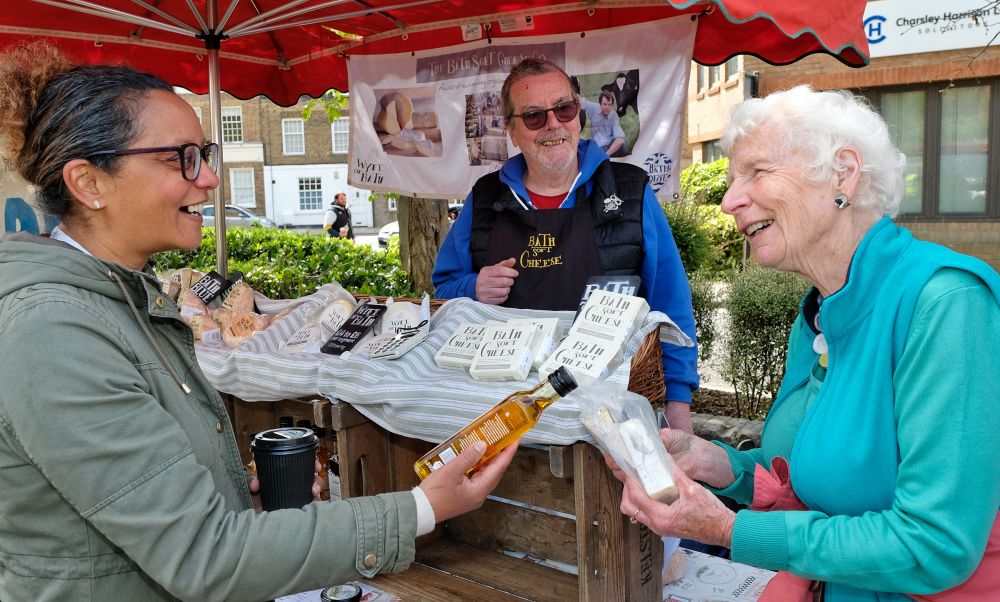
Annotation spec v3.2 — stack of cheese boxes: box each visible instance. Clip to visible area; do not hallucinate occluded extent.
[434,290,648,383]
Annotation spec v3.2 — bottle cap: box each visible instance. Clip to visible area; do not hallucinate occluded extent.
[546,366,578,397]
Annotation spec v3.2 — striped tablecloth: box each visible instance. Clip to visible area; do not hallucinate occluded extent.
[196,285,691,446]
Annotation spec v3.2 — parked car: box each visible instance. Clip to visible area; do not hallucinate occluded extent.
[200,204,276,228]
[377,221,399,247]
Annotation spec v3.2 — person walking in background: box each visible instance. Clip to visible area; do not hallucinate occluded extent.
[0,43,517,601]
[327,191,354,240]
[612,85,1000,602]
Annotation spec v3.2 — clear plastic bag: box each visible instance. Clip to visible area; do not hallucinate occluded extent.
[575,382,678,503]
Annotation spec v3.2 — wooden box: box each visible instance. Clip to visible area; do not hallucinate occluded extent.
[224,395,663,601]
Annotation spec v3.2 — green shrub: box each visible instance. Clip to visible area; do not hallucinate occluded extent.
[697,203,744,275]
[722,266,810,419]
[662,199,712,275]
[688,274,719,363]
[680,158,729,205]
[662,200,743,277]
[153,227,413,299]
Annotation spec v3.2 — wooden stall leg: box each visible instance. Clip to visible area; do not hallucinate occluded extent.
[329,403,392,499]
[573,442,662,602]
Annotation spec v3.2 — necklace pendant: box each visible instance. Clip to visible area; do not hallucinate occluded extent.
[812,332,828,355]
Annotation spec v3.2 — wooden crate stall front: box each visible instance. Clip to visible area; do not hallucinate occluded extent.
[224,396,664,602]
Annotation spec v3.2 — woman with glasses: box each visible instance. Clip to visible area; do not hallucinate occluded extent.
[0,43,516,601]
[432,58,698,436]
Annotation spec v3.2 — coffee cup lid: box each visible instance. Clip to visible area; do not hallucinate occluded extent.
[251,427,318,452]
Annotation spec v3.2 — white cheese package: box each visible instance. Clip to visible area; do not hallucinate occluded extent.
[507,317,561,371]
[379,294,431,335]
[571,289,649,343]
[434,322,488,370]
[280,291,357,354]
[468,323,535,381]
[576,381,678,504]
[538,330,624,384]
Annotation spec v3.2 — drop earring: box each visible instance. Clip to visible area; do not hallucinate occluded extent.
[833,192,851,209]
[93,199,102,209]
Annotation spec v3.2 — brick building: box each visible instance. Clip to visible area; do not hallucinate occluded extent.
[180,92,397,230]
[686,0,1000,270]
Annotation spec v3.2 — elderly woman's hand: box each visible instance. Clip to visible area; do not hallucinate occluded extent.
[658,428,736,489]
[612,452,736,547]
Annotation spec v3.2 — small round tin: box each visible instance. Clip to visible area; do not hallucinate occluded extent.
[320,583,362,602]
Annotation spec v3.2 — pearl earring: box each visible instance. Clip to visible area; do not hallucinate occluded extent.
[93,199,101,209]
[833,192,851,209]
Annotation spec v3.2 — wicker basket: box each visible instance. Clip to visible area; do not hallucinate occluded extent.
[353,294,665,402]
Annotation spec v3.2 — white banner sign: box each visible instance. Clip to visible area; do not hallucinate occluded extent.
[863,0,1000,58]
[347,17,696,200]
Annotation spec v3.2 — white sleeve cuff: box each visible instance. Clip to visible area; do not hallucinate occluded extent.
[411,486,436,536]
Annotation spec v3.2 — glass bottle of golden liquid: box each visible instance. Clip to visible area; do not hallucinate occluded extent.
[414,367,578,480]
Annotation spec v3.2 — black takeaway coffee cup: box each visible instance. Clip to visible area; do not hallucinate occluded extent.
[250,427,319,511]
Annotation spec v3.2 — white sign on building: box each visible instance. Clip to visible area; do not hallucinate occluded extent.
[864,0,1000,58]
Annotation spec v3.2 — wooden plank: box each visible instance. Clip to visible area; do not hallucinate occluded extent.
[389,433,433,492]
[337,420,391,499]
[229,398,277,466]
[367,562,530,601]
[573,442,662,602]
[489,446,575,516]
[414,539,578,602]
[444,498,577,567]
[328,401,371,430]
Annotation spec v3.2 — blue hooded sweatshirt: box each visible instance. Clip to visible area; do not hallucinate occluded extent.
[432,139,699,402]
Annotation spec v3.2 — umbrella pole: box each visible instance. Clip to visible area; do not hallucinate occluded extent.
[206,2,228,277]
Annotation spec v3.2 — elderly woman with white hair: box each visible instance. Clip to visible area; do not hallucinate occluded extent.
[611,85,1000,601]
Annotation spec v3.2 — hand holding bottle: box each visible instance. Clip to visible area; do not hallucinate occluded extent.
[419,439,519,523]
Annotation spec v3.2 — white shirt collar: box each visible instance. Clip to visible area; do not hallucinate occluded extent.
[49,225,93,256]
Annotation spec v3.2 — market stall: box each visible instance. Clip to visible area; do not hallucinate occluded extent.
[194,283,689,601]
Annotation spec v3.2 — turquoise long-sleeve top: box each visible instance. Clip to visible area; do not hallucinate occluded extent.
[713,218,1000,602]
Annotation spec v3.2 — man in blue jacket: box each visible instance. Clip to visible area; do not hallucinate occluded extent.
[432,58,698,432]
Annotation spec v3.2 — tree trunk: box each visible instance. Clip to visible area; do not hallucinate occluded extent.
[398,196,448,295]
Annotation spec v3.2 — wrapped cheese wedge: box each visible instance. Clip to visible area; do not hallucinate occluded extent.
[222,281,255,313]
[177,289,208,318]
[188,314,220,342]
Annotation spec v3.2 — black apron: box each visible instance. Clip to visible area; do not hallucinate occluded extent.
[484,197,603,310]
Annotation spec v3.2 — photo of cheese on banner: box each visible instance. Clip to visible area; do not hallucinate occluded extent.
[372,86,443,158]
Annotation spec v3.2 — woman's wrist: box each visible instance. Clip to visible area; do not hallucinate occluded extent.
[696,440,737,489]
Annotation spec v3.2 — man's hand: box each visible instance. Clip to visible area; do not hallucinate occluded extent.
[475,258,519,305]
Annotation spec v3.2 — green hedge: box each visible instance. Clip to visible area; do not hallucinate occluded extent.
[679,157,729,205]
[721,266,810,419]
[153,227,413,300]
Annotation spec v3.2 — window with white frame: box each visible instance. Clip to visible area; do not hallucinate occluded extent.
[282,119,305,155]
[725,56,740,82]
[229,168,255,207]
[387,197,397,212]
[298,177,323,211]
[221,106,243,143]
[331,117,350,154]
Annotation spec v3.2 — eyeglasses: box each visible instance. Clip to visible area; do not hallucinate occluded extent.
[511,100,580,131]
[90,142,219,181]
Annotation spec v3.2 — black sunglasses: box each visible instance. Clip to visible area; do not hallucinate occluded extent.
[90,142,219,181]
[511,100,580,131]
